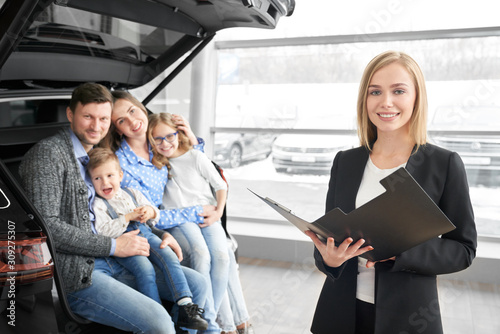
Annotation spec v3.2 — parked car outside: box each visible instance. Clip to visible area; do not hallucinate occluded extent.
[213,110,278,168]
[272,133,358,174]
[0,0,295,333]
[214,132,276,168]
[429,106,500,186]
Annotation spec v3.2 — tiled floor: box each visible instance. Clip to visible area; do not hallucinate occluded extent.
[237,257,500,334]
[439,280,500,333]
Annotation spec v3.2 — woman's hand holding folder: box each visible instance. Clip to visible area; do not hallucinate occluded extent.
[305,230,374,268]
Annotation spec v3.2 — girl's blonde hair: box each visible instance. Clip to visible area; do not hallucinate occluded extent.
[147,113,192,172]
[357,50,428,151]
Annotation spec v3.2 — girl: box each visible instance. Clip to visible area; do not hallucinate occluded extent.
[147,113,230,323]
[306,51,476,334]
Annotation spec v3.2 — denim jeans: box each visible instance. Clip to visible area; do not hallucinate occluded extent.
[67,257,210,333]
[119,222,192,303]
[169,221,230,331]
[216,248,250,331]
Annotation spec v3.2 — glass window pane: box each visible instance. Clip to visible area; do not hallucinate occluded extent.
[0,99,69,129]
[25,4,184,65]
[215,37,500,237]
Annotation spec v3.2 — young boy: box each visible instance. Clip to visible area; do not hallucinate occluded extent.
[87,147,208,331]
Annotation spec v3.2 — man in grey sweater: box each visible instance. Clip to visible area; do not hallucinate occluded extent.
[19,83,209,333]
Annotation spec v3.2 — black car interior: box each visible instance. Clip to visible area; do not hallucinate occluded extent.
[0,0,295,332]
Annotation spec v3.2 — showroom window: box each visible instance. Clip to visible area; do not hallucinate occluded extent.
[212,1,500,237]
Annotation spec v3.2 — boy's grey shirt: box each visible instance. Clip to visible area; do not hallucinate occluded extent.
[19,129,111,292]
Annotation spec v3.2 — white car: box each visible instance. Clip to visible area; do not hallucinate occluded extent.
[272,133,358,174]
[429,106,500,186]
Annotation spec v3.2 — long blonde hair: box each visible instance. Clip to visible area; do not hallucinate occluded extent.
[147,113,192,172]
[357,51,428,151]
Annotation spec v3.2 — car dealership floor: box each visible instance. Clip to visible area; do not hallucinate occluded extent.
[237,257,500,334]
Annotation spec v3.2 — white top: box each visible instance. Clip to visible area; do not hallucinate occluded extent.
[163,149,227,210]
[355,157,406,304]
[93,187,160,239]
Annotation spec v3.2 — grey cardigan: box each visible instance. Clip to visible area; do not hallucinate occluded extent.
[19,129,112,292]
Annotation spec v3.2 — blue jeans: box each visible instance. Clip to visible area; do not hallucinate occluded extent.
[169,222,230,330]
[216,248,250,331]
[67,257,210,333]
[118,222,192,304]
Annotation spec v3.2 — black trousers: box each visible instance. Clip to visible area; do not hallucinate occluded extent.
[355,299,375,334]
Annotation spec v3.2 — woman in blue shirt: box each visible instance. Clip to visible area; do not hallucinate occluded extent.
[105,93,208,228]
[103,91,223,334]
[104,91,254,334]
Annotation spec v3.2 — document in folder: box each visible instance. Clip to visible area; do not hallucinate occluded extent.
[250,167,456,262]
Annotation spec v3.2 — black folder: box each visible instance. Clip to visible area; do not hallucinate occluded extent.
[250,167,456,262]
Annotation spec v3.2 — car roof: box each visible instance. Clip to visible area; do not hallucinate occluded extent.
[0,0,294,91]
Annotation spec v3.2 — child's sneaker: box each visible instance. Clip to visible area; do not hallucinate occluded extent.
[177,303,209,331]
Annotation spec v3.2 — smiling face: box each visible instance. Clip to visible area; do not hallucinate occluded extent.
[67,102,112,152]
[151,122,180,158]
[89,160,123,200]
[366,62,416,137]
[111,98,149,140]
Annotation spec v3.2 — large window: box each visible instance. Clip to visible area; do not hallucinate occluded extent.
[212,2,500,237]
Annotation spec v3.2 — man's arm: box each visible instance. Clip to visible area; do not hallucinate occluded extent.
[149,224,182,261]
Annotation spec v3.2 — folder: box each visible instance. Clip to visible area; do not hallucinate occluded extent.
[250,167,456,262]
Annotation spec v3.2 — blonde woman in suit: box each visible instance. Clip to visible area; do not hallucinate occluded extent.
[306,51,476,334]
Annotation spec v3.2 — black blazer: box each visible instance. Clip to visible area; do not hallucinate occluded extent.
[311,144,477,334]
